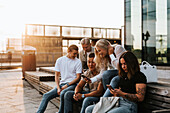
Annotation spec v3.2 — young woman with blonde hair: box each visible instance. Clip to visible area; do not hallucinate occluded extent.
[89,39,126,90]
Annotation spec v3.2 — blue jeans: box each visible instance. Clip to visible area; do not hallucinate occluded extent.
[64,90,100,113]
[85,97,137,113]
[103,75,120,97]
[102,70,118,90]
[37,83,76,113]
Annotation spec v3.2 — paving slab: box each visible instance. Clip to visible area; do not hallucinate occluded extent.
[0,69,58,113]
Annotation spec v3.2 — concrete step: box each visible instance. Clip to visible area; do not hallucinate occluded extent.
[25,71,55,81]
[25,71,55,91]
[39,67,55,74]
[39,81,56,93]
[25,71,60,108]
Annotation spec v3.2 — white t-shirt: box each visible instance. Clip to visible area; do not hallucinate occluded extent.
[55,56,82,84]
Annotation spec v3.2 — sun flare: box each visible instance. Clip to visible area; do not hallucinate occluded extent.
[0,0,124,51]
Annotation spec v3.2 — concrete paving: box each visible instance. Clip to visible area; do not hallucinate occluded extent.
[0,69,58,113]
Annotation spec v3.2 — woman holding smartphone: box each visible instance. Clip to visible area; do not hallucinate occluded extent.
[86,51,147,113]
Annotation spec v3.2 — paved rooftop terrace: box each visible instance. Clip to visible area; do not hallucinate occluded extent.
[0,69,58,113]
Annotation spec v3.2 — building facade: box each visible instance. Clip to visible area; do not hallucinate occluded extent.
[125,0,170,65]
[24,24,121,65]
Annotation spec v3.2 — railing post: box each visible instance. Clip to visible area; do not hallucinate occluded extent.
[91,28,94,38]
[0,53,2,70]
[53,52,55,65]
[43,25,46,36]
[120,29,122,43]
[60,26,63,56]
[106,29,107,39]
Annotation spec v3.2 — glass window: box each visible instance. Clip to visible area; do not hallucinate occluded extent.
[167,0,170,64]
[125,0,142,62]
[27,25,44,36]
[45,26,60,36]
[142,0,168,64]
[125,0,170,65]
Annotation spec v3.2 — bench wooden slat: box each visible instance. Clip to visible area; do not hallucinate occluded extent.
[152,109,170,113]
[138,83,170,113]
[143,98,170,109]
[147,83,170,97]
[25,71,55,81]
[146,93,170,104]
[138,102,163,113]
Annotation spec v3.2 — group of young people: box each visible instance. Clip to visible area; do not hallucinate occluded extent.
[36,38,147,113]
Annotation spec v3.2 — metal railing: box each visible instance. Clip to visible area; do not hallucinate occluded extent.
[36,52,62,66]
[0,52,63,69]
[0,52,21,69]
[25,24,121,40]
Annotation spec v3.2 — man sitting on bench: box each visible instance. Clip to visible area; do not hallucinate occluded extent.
[37,45,82,113]
[64,53,104,113]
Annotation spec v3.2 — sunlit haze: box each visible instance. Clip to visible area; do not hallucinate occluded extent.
[0,0,124,50]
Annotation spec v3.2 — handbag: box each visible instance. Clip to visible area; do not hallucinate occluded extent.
[140,61,158,83]
[92,97,119,113]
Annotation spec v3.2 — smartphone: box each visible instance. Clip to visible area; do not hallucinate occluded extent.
[106,85,113,90]
[83,69,87,73]
[81,74,91,81]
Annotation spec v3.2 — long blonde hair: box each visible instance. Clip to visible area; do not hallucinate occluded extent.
[95,39,111,70]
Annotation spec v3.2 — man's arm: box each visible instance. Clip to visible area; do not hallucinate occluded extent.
[74,79,86,94]
[75,82,104,100]
[84,82,104,97]
[55,71,61,95]
[62,73,81,90]
[69,73,81,86]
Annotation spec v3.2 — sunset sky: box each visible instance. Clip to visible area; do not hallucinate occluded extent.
[0,0,124,51]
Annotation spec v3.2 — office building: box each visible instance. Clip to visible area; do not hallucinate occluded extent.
[125,0,170,65]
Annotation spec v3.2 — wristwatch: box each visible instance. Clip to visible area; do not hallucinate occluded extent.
[81,94,85,98]
[66,83,69,87]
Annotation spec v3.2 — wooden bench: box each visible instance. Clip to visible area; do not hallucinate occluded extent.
[138,83,170,113]
[72,82,170,113]
[25,71,55,91]
[25,68,170,113]
[29,81,170,113]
